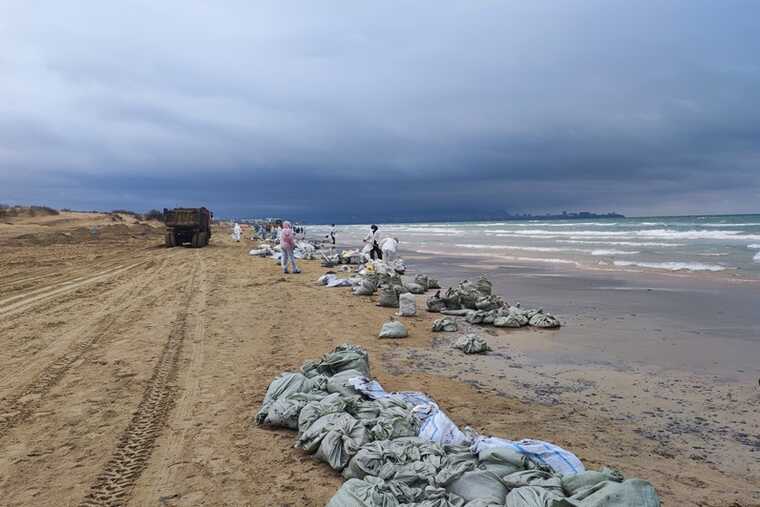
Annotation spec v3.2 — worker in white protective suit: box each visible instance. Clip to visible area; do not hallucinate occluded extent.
[232,222,241,242]
[380,237,399,266]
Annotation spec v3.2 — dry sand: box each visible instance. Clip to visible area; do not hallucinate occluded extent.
[0,212,757,506]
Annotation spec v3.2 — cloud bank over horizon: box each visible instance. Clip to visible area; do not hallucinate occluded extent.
[2,1,759,221]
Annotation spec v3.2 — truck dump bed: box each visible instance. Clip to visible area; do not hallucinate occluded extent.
[163,207,212,247]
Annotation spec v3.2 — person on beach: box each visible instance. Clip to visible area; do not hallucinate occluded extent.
[380,236,399,266]
[279,221,300,274]
[364,224,382,260]
[329,224,336,245]
[232,222,241,242]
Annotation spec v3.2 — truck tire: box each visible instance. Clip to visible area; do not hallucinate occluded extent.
[191,232,200,248]
[199,231,208,247]
[165,232,176,247]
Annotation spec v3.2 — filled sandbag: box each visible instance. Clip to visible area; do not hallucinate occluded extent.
[260,391,327,429]
[377,286,400,308]
[353,278,377,296]
[367,397,420,441]
[404,281,426,295]
[475,276,492,296]
[298,392,351,435]
[440,288,462,310]
[302,344,370,377]
[399,293,417,317]
[446,470,508,504]
[297,412,369,470]
[502,470,564,496]
[343,437,445,484]
[475,295,504,311]
[505,486,572,507]
[562,468,624,497]
[456,282,481,309]
[256,372,326,424]
[453,335,491,354]
[326,369,366,397]
[569,479,661,507]
[528,313,561,329]
[477,446,527,477]
[327,476,422,507]
[379,320,409,339]
[432,318,458,332]
[426,292,447,313]
[493,312,528,328]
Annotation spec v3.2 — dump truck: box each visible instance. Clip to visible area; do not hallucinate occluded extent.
[163,207,212,248]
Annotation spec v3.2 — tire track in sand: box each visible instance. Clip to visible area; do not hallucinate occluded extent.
[0,255,172,439]
[0,262,147,319]
[80,254,202,507]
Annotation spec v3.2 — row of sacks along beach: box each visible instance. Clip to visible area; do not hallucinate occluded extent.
[253,251,661,505]
[318,258,560,353]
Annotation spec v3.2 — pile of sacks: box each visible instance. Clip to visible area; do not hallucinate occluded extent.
[249,240,320,260]
[371,273,440,308]
[317,263,441,309]
[426,276,561,329]
[256,344,660,507]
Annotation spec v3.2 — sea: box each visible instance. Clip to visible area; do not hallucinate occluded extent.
[309,214,760,279]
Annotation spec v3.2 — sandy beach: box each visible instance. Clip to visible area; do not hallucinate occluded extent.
[0,213,758,506]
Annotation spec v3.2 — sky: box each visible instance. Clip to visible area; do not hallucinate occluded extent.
[1,1,759,222]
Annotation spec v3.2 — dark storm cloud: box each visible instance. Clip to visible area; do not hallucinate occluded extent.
[1,0,759,221]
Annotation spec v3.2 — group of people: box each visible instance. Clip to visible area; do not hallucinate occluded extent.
[235,220,397,274]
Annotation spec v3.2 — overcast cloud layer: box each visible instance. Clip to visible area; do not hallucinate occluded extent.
[2,1,759,221]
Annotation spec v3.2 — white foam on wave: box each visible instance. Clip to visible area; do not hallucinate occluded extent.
[514,222,617,227]
[748,244,760,249]
[415,249,579,266]
[487,228,760,241]
[557,239,683,247]
[454,244,638,255]
[754,251,760,263]
[613,260,728,272]
[590,249,639,256]
[640,229,760,240]
[699,223,760,227]
[394,227,464,235]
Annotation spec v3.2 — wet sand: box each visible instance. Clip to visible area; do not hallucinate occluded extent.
[402,250,760,503]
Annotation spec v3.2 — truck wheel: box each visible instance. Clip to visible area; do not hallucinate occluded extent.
[165,232,176,247]
[191,232,200,248]
[199,232,208,247]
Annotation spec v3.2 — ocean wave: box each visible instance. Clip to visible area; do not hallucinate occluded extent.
[454,244,638,255]
[638,229,760,240]
[514,222,618,227]
[590,249,639,256]
[613,260,728,272]
[754,251,760,263]
[394,228,464,234]
[557,239,683,247]
[700,223,760,227]
[455,244,509,249]
[748,244,760,249]
[415,249,578,265]
[487,228,760,241]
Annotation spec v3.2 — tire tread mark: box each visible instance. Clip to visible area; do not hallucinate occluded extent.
[0,258,168,439]
[80,257,199,507]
